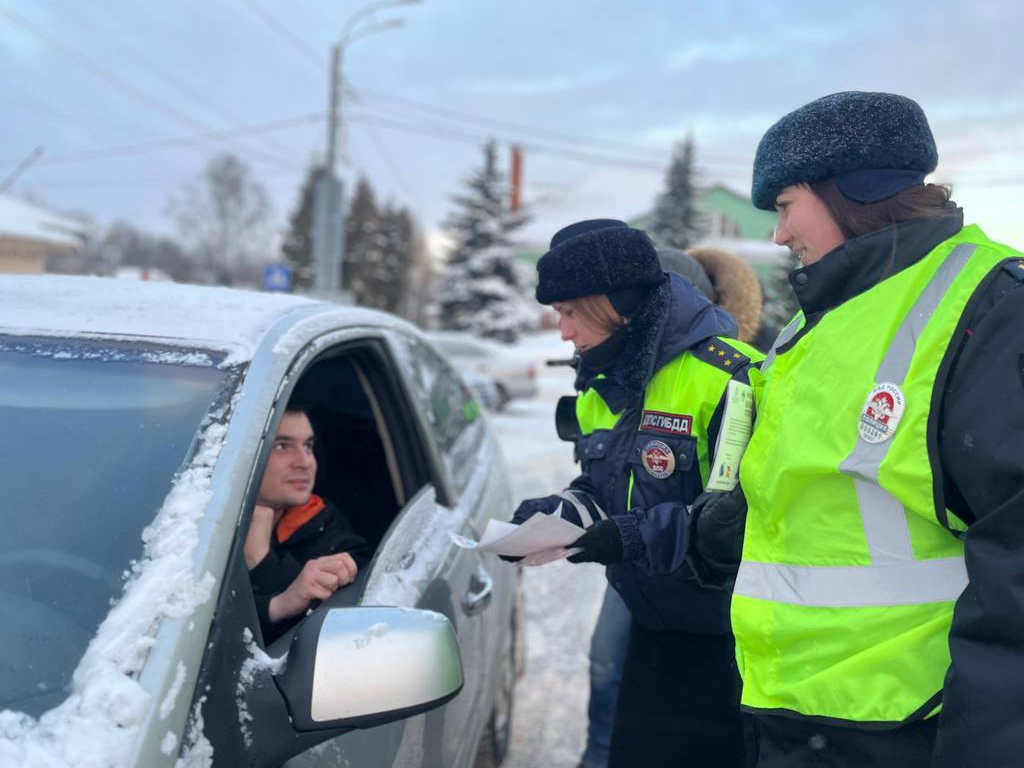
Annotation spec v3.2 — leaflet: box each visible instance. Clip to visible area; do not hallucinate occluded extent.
[450,503,584,566]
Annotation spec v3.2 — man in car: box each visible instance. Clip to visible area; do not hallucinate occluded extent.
[243,406,370,643]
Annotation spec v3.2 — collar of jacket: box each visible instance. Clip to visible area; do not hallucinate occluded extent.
[790,209,964,316]
[575,272,738,414]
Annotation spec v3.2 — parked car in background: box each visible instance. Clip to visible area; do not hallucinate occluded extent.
[0,276,522,768]
[428,332,538,410]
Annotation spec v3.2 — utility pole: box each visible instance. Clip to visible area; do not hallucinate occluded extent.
[311,0,418,302]
[312,45,345,299]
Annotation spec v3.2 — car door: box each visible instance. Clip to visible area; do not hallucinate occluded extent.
[372,330,513,768]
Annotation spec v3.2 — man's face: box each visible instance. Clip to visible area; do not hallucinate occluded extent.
[772,184,846,266]
[257,411,317,510]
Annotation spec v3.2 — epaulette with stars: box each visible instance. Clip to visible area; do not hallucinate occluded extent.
[1001,258,1024,282]
[691,337,750,374]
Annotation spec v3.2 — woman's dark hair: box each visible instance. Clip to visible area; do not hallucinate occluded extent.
[808,179,954,240]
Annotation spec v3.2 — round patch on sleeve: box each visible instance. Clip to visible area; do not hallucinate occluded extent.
[858,382,906,443]
[641,439,676,478]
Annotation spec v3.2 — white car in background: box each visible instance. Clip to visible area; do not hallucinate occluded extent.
[428,332,538,410]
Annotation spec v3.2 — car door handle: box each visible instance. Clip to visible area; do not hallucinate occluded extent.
[462,566,493,616]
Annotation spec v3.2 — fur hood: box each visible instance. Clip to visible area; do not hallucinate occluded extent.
[687,247,763,343]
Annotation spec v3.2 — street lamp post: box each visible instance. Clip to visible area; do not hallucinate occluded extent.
[311,0,419,301]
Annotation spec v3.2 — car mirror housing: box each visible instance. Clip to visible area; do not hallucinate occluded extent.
[277,606,464,732]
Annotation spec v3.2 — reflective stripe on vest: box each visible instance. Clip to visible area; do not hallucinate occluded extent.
[734,244,975,608]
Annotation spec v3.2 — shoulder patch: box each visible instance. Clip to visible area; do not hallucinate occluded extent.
[691,337,751,374]
[1001,258,1024,282]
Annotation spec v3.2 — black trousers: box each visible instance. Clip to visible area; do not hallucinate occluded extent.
[747,713,938,768]
[608,620,746,768]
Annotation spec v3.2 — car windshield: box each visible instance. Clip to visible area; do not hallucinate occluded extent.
[0,339,230,718]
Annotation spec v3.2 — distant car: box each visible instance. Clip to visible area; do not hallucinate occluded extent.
[428,332,538,409]
[459,366,502,411]
[0,276,522,768]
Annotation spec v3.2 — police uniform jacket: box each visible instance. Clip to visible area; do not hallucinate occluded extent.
[569,272,760,634]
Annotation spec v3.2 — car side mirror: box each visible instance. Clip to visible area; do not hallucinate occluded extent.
[242,606,464,767]
[278,606,464,731]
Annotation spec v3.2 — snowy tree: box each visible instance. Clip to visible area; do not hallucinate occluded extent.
[280,163,324,290]
[341,176,427,315]
[165,152,272,283]
[435,140,537,342]
[650,134,707,250]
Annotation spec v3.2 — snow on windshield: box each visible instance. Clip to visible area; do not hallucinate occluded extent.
[0,410,231,767]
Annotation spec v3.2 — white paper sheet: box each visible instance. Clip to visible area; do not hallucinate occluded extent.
[450,503,585,565]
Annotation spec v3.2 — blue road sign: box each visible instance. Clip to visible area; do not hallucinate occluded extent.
[263,263,292,292]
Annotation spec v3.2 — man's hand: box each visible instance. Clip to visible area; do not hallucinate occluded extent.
[568,519,624,565]
[244,505,276,570]
[267,552,358,623]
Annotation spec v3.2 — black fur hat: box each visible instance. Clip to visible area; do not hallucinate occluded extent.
[535,219,666,313]
[751,91,938,210]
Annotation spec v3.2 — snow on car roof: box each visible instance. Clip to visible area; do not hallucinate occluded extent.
[0,275,365,360]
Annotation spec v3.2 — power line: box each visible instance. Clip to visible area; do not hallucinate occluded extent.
[42,0,298,165]
[352,87,670,160]
[236,0,326,71]
[0,1,296,171]
[230,0,748,172]
[2,113,322,167]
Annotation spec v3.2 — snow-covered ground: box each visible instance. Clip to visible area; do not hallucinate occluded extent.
[487,331,608,768]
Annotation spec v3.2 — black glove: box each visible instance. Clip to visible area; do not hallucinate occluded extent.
[567,519,624,565]
[693,486,748,575]
[510,494,564,526]
[510,491,605,528]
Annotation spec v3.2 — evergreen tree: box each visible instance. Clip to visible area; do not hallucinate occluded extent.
[342,175,386,307]
[435,140,537,342]
[650,134,706,250]
[280,163,324,290]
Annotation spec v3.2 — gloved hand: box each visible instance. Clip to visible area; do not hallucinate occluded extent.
[510,494,564,526]
[510,491,606,528]
[693,485,748,575]
[567,519,624,565]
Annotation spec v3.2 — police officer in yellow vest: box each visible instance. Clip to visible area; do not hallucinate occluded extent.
[730,92,1024,767]
[510,219,762,768]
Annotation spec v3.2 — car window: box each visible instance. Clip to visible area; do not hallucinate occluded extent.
[394,335,484,497]
[0,339,230,718]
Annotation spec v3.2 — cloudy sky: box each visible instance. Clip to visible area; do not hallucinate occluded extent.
[2,0,1023,254]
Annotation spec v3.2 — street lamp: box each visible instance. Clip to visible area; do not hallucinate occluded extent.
[312,0,420,299]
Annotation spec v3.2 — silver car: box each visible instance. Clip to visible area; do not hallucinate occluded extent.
[428,333,539,410]
[0,276,522,768]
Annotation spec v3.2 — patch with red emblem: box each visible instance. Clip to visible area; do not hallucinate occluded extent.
[640,410,693,436]
[641,439,676,479]
[858,382,906,444]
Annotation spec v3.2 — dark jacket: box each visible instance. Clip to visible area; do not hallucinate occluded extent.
[771,210,1024,768]
[250,497,370,643]
[570,273,758,634]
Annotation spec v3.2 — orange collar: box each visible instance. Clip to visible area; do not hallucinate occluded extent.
[276,494,326,543]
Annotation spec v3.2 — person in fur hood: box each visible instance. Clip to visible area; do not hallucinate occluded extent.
[510,219,763,768]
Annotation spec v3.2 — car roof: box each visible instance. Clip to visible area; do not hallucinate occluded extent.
[0,274,410,362]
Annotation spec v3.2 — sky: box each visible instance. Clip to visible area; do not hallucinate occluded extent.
[2,0,1024,258]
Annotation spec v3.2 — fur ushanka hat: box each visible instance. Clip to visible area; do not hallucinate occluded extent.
[535,219,666,317]
[751,91,938,210]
